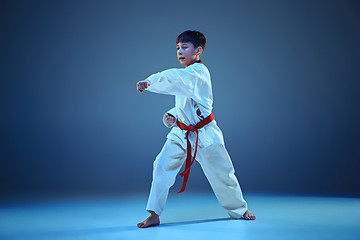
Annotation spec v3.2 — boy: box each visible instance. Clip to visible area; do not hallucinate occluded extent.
[136,30,255,228]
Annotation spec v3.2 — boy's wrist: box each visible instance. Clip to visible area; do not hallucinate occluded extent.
[146,73,159,85]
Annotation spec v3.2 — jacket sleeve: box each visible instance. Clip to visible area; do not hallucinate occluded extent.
[145,65,208,98]
[162,107,177,128]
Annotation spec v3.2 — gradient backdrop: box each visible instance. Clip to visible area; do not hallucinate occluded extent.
[1,0,359,198]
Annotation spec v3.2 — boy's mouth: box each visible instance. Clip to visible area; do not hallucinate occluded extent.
[179,57,185,61]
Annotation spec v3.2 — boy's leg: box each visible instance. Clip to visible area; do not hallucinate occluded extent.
[197,143,248,219]
[146,139,186,216]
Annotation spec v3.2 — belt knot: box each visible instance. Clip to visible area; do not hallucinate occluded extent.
[188,125,196,132]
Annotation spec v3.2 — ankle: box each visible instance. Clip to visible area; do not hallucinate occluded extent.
[147,210,159,217]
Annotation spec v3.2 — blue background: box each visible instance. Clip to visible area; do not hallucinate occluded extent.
[1,0,359,197]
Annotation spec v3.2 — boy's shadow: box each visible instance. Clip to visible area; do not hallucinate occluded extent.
[159,217,238,227]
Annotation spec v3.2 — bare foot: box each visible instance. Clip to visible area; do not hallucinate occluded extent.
[137,211,160,228]
[242,209,256,220]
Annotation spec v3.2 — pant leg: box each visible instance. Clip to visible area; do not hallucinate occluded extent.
[146,139,186,216]
[196,143,248,219]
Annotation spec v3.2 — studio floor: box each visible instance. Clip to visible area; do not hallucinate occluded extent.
[0,193,359,240]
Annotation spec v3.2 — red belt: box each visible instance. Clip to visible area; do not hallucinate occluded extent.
[176,113,215,193]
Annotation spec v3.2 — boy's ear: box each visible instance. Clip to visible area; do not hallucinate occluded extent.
[196,46,203,56]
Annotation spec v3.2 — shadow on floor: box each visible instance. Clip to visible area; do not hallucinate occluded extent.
[160,217,234,227]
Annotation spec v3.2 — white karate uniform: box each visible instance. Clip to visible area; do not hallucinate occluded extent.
[145,62,248,218]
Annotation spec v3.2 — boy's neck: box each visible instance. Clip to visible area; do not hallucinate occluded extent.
[186,59,202,67]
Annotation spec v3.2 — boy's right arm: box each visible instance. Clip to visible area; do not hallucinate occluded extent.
[136,80,151,93]
[144,66,209,98]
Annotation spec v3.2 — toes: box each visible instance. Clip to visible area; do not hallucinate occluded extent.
[246,214,255,220]
[138,220,150,228]
[242,210,256,220]
[138,216,160,228]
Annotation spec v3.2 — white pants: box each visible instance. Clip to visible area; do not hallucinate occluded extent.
[146,139,248,218]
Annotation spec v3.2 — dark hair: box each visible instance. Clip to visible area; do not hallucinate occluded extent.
[176,30,206,50]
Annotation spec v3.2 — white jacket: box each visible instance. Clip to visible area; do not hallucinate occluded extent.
[146,62,225,148]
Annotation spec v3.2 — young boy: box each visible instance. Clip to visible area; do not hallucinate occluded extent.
[136,30,255,228]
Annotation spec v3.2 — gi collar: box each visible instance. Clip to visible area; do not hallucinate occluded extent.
[187,60,202,67]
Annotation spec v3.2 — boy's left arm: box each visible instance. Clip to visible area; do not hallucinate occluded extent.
[162,107,177,128]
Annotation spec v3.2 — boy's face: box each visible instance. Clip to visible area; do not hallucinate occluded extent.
[176,42,202,67]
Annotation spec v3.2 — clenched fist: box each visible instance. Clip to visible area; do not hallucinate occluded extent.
[164,113,176,125]
[137,80,151,93]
